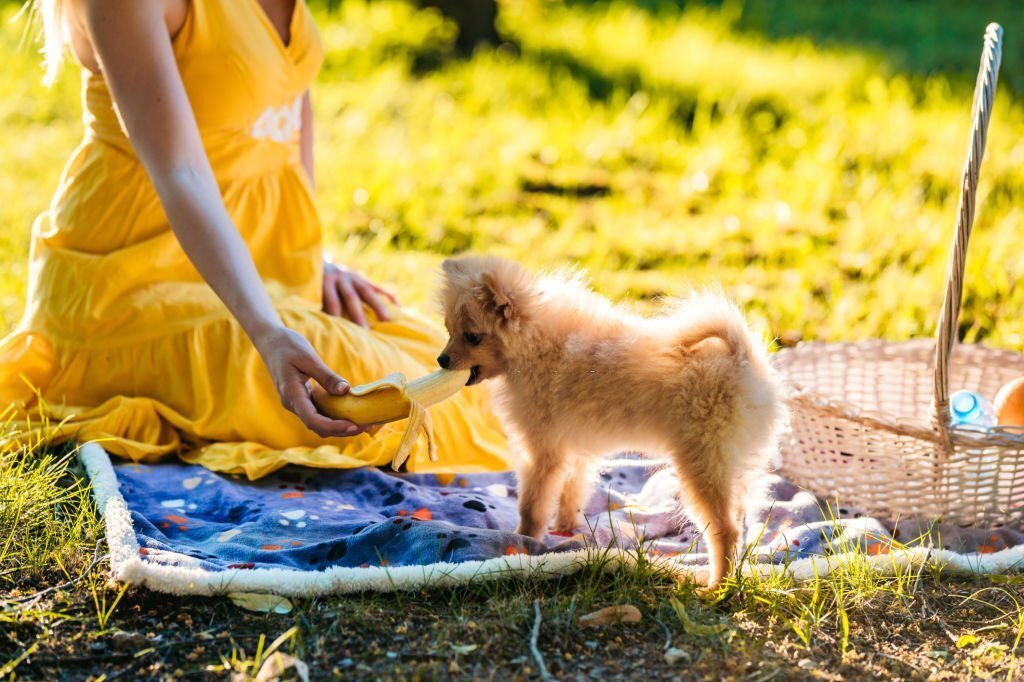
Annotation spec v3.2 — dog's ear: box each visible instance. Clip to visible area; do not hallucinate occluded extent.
[477,267,526,322]
[441,258,464,278]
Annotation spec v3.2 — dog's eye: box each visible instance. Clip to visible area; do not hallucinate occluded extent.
[463,332,482,346]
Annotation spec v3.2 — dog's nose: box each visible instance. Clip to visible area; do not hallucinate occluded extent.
[437,353,451,369]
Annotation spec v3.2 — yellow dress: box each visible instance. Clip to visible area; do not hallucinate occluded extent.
[0,0,511,478]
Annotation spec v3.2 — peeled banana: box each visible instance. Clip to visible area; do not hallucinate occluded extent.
[310,368,471,471]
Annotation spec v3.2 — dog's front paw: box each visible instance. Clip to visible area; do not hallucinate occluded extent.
[515,517,546,540]
[553,511,583,534]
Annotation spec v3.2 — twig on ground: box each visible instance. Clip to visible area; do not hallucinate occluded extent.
[925,602,962,645]
[652,615,673,650]
[32,652,136,665]
[0,642,40,677]
[877,651,925,672]
[530,599,552,681]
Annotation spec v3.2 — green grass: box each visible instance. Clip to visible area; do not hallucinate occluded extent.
[3,0,1024,678]
[312,0,1024,347]
[4,0,1024,343]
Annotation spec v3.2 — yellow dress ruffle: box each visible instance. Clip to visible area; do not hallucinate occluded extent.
[0,0,510,478]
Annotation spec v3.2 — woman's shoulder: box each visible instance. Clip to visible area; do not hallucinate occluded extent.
[63,0,190,75]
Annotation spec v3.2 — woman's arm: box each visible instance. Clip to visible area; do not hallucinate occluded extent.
[79,0,364,437]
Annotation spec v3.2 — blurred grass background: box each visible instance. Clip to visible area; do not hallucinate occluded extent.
[2,0,1023,349]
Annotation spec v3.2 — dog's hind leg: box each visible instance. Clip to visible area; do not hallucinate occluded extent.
[671,457,741,589]
[516,441,569,539]
[692,487,740,589]
[554,458,591,533]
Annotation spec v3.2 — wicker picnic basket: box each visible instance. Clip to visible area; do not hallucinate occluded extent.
[773,24,1024,527]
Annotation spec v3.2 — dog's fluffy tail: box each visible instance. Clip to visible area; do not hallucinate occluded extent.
[668,292,766,363]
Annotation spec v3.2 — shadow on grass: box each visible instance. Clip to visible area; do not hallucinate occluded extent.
[562,0,1024,92]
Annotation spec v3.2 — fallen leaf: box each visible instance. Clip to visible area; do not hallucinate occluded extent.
[956,633,979,649]
[255,652,309,682]
[579,605,642,627]
[228,593,293,614]
[450,643,478,655]
[668,596,728,636]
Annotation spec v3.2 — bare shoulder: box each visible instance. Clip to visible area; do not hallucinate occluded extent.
[64,0,189,74]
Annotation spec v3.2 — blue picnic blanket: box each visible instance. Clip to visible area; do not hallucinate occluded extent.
[108,456,1024,576]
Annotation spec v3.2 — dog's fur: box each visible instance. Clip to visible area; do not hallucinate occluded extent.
[438,255,785,587]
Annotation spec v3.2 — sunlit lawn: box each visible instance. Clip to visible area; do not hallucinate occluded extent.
[3,1,1024,346]
[2,0,1024,678]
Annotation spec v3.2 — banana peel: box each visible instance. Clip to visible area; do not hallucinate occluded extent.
[310,368,471,471]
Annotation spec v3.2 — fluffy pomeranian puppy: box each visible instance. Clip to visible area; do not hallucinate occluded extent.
[437,255,785,587]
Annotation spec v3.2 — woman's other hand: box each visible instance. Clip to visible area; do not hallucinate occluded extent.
[322,262,398,328]
[253,325,368,438]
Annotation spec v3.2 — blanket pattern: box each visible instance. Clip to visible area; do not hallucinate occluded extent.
[111,457,1024,576]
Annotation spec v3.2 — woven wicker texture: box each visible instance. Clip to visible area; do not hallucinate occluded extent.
[774,24,1024,527]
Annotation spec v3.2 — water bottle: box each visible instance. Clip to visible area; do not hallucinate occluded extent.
[949,390,996,429]
[950,390,1000,496]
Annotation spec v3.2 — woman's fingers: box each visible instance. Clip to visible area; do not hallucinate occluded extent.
[288,342,348,395]
[374,284,399,305]
[354,279,391,322]
[322,262,400,323]
[260,325,368,438]
[294,351,349,396]
[338,279,369,328]
[282,374,363,437]
[293,388,363,437]
[322,275,343,317]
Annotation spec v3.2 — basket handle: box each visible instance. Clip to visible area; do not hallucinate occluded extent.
[932,22,1003,431]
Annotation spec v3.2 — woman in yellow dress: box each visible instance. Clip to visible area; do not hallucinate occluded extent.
[0,0,511,478]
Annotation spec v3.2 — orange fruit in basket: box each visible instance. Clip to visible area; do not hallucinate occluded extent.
[994,377,1024,426]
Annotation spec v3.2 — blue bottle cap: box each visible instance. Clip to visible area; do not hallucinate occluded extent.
[952,392,978,416]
